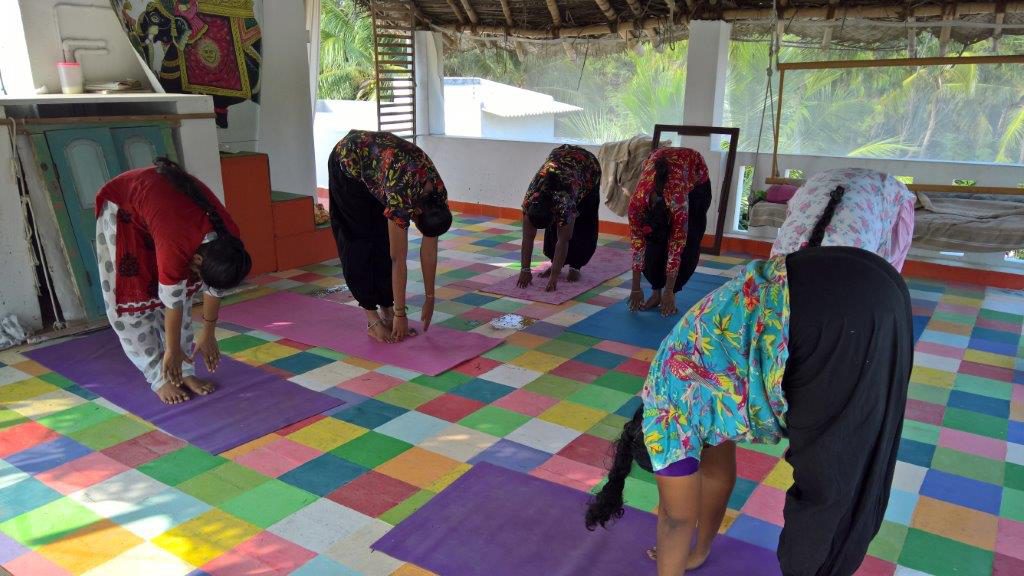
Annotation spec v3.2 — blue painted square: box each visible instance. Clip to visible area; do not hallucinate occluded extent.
[323,388,368,410]
[1009,421,1024,445]
[1014,370,1023,385]
[728,478,759,510]
[473,238,505,248]
[726,514,782,551]
[883,489,919,525]
[279,454,366,496]
[912,316,929,344]
[920,331,970,349]
[947,390,1010,418]
[971,327,1019,345]
[291,556,361,576]
[574,349,627,370]
[920,469,1002,515]
[469,439,553,474]
[63,384,99,401]
[454,293,497,306]
[269,352,336,375]
[451,379,515,404]
[6,436,92,474]
[332,399,408,428]
[615,396,643,418]
[897,438,936,468]
[0,478,61,522]
[969,337,1018,357]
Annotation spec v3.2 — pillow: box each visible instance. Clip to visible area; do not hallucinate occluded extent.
[765,184,798,204]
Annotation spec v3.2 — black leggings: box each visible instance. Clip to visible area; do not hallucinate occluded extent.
[328,150,393,311]
[643,180,712,292]
[543,187,600,270]
[778,247,913,576]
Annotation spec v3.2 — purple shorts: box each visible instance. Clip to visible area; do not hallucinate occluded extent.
[654,457,700,477]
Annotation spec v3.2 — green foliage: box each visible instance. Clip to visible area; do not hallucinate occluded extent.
[318,0,375,100]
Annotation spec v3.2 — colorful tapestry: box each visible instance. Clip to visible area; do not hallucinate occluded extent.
[112,0,262,128]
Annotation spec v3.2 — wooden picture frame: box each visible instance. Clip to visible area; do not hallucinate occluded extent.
[652,124,740,256]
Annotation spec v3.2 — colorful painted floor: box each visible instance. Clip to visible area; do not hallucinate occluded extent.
[0,214,1021,576]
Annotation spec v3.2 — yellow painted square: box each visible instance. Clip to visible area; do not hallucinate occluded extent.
[0,378,58,403]
[510,351,566,373]
[39,520,143,575]
[943,295,982,307]
[9,390,85,419]
[343,357,383,370]
[633,350,656,362]
[909,366,955,388]
[313,277,343,288]
[232,342,300,365]
[963,349,1015,370]
[425,462,471,493]
[539,402,607,432]
[719,509,740,533]
[762,459,794,491]
[392,565,440,576]
[288,418,367,452]
[221,433,280,460]
[153,509,261,567]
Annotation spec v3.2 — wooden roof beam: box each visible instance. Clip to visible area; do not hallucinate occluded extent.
[938,4,957,57]
[498,0,513,26]
[459,0,480,24]
[993,2,1007,51]
[592,0,617,21]
[820,0,839,50]
[443,0,466,25]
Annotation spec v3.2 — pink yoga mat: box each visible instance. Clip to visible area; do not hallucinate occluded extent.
[483,246,631,305]
[221,292,501,376]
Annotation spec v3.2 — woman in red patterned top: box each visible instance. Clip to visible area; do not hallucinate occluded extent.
[95,158,251,405]
[627,148,712,316]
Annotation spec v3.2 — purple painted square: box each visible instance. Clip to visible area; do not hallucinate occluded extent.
[469,439,554,473]
[5,436,92,474]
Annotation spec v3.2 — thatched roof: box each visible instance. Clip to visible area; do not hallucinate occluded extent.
[368,0,1024,48]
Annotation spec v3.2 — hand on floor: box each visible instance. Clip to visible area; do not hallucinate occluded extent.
[545,276,558,292]
[516,269,533,288]
[660,291,678,316]
[628,289,645,312]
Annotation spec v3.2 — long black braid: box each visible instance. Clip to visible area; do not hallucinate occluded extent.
[153,157,252,289]
[806,185,846,248]
[585,405,652,530]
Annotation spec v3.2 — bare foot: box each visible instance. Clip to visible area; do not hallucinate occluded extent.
[182,376,215,396]
[538,267,552,278]
[645,547,709,569]
[567,268,581,282]
[156,382,190,405]
[368,322,391,342]
[642,291,662,310]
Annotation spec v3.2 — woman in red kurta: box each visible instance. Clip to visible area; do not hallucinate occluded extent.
[627,148,712,316]
[95,158,251,405]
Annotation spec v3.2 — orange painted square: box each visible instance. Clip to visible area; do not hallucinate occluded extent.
[39,520,143,574]
[11,361,49,377]
[911,496,998,551]
[392,564,440,576]
[221,434,280,460]
[375,448,462,489]
[505,332,548,349]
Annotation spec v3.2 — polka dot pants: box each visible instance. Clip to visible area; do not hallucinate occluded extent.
[96,201,196,391]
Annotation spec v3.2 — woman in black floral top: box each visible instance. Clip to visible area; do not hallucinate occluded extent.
[328,130,452,342]
[518,145,602,292]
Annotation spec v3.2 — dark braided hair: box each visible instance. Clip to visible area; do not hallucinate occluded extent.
[415,184,453,238]
[646,157,672,242]
[585,406,653,530]
[806,185,846,249]
[153,157,252,290]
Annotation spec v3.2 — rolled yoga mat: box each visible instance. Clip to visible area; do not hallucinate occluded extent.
[25,329,344,454]
[482,246,632,305]
[221,291,502,376]
[372,462,782,576]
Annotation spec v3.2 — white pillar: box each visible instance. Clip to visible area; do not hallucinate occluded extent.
[415,31,445,136]
[680,20,737,236]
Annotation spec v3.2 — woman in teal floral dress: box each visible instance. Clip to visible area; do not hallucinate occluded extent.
[328,130,452,343]
[586,199,913,576]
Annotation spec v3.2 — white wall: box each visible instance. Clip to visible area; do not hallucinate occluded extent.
[313,99,378,188]
[0,0,35,95]
[443,84,482,137]
[481,113,554,141]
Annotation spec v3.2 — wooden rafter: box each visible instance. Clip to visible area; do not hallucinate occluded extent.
[592,0,617,21]
[498,0,514,26]
[443,0,466,25]
[459,0,480,24]
[993,1,1007,50]
[546,0,562,28]
[820,0,840,49]
[938,3,957,56]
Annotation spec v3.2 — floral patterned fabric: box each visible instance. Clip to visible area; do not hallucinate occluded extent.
[771,167,916,271]
[628,147,710,274]
[641,257,791,472]
[334,130,448,230]
[522,145,601,227]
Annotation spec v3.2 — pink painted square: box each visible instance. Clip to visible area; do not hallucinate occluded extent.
[234,438,322,478]
[853,555,896,576]
[557,434,613,468]
[616,358,651,377]
[0,422,60,458]
[904,399,945,426]
[994,553,1024,576]
[996,518,1024,561]
[454,357,502,377]
[492,389,560,417]
[735,448,778,482]
[533,455,606,491]
[102,430,187,467]
[203,532,316,575]
[740,484,786,526]
[36,453,129,495]
[594,340,643,358]
[959,361,1014,382]
[915,341,964,359]
[338,372,403,397]
[4,552,72,576]
[550,361,606,384]
[274,415,326,436]
[938,428,1007,461]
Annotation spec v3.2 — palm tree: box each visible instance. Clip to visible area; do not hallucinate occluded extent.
[318,0,376,100]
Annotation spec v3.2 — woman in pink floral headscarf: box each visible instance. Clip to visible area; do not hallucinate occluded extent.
[771,168,916,271]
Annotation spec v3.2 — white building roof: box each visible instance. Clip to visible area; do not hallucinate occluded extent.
[444,77,582,118]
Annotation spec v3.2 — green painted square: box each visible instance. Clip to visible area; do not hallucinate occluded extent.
[306,347,347,361]
[536,339,587,359]
[177,462,269,505]
[440,268,479,281]
[379,490,436,526]
[867,521,907,563]
[374,383,443,410]
[1001,488,1024,522]
[952,375,1013,401]
[978,309,1021,323]
[1006,463,1024,492]
[556,332,601,347]
[0,409,28,430]
[592,371,644,395]
[37,403,118,435]
[931,448,1004,486]
[931,311,976,325]
[942,407,1007,440]
[589,414,629,441]
[289,284,319,295]
[413,371,473,393]
[138,446,226,486]
[220,480,317,528]
[437,317,480,332]
[68,415,151,450]
[628,463,656,485]
[219,334,269,354]
[459,406,531,437]
[482,298,525,313]
[435,301,473,316]
[907,383,950,405]
[568,386,633,412]
[331,432,413,469]
[591,476,658,513]
[0,498,101,547]
[901,420,941,445]
[38,372,75,389]
[898,529,993,576]
[745,439,789,457]
[522,375,586,399]
[483,344,527,362]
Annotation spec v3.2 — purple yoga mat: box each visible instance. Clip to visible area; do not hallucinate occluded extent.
[220,291,501,376]
[24,330,343,454]
[483,246,631,305]
[372,463,782,576]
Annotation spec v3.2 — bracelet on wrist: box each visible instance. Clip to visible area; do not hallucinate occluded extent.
[202,315,218,323]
